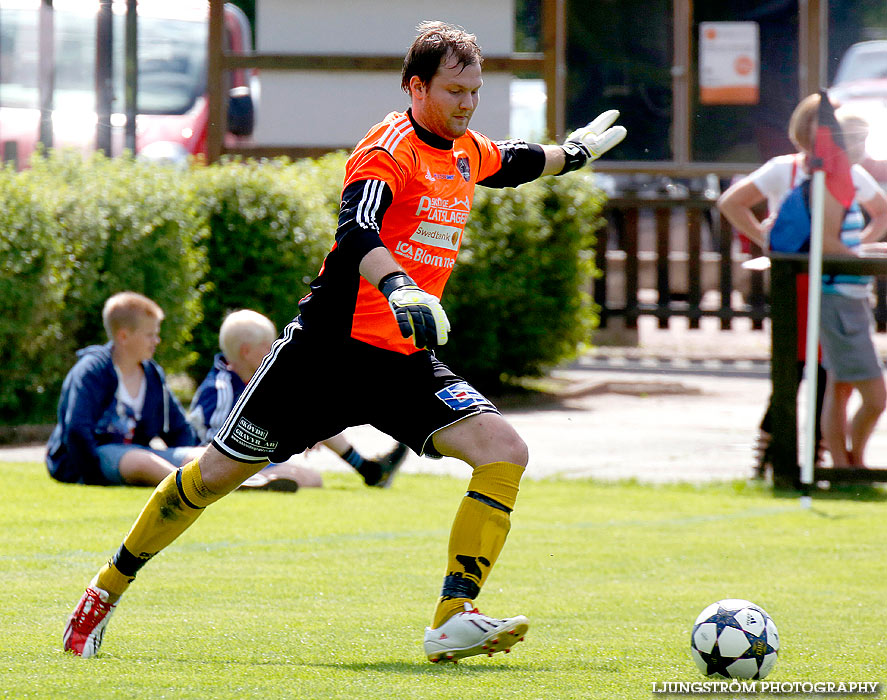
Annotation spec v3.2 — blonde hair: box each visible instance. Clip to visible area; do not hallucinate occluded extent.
[102,291,164,340]
[219,309,276,361]
[788,93,869,163]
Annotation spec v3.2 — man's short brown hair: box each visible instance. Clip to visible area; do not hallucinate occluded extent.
[401,20,483,94]
[102,291,164,340]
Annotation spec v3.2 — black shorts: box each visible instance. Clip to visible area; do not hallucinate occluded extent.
[212,319,500,463]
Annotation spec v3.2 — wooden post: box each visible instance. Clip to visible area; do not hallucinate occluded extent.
[207,0,225,163]
[798,0,827,97]
[718,210,734,330]
[672,0,692,165]
[542,0,565,141]
[38,0,54,149]
[687,207,702,329]
[656,208,671,328]
[624,208,640,329]
[95,0,113,155]
[769,257,799,489]
[749,242,767,330]
[124,0,138,154]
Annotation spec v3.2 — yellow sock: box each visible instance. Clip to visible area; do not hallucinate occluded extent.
[95,459,221,598]
[431,461,524,629]
[93,561,132,601]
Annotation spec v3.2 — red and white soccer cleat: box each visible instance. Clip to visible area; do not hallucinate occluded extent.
[63,584,117,658]
[423,602,529,663]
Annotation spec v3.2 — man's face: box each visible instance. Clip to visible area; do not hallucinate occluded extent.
[410,54,482,140]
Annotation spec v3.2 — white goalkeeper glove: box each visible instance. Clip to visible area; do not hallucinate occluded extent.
[379,272,450,350]
[561,110,627,173]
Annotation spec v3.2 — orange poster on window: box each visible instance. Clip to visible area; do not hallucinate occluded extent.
[699,22,759,105]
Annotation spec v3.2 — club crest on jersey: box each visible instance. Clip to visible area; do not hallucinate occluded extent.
[435,382,492,411]
[456,157,470,182]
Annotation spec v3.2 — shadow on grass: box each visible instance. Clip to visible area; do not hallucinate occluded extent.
[489,376,703,414]
[307,659,546,674]
[103,653,544,673]
[771,482,887,503]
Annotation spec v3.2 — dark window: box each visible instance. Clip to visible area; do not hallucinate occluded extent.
[566,0,673,161]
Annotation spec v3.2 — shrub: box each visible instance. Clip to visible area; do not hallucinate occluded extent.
[185,154,343,381]
[0,163,71,422]
[48,153,206,371]
[0,152,207,422]
[437,172,604,390]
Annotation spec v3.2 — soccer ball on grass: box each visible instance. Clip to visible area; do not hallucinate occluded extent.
[690,599,779,679]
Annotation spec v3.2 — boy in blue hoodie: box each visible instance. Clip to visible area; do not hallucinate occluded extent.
[46,292,201,486]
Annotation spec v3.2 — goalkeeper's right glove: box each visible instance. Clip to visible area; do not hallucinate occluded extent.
[379,271,450,351]
[560,110,627,173]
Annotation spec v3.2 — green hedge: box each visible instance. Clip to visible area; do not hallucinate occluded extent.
[185,154,342,382]
[0,162,71,422]
[0,152,206,422]
[439,172,603,389]
[0,152,604,423]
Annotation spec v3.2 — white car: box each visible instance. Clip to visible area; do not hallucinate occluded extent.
[829,40,887,183]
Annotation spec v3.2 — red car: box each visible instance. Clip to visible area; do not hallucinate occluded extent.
[0,0,254,167]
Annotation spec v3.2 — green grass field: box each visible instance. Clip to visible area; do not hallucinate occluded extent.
[2,460,886,699]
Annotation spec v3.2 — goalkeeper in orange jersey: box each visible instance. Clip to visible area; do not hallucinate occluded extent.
[64,20,626,662]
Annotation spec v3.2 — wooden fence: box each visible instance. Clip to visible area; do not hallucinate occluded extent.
[596,194,887,333]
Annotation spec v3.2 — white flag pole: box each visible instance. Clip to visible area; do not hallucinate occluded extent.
[801,168,827,509]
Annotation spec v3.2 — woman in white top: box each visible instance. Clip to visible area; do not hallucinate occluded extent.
[719,93,887,469]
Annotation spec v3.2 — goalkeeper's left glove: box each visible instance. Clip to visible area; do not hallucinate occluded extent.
[560,109,627,173]
[379,271,450,351]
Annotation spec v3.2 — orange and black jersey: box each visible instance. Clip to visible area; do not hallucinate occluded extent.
[297,109,546,354]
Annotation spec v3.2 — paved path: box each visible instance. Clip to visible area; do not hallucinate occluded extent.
[8,316,887,484]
